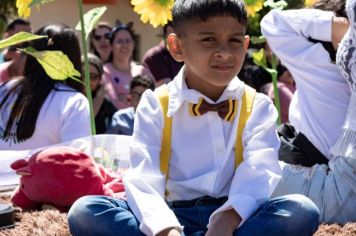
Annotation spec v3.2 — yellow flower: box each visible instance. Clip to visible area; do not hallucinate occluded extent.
[16,0,32,18]
[304,0,316,7]
[131,0,174,28]
[245,0,264,17]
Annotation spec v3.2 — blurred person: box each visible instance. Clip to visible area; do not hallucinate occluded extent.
[102,21,153,109]
[106,74,155,135]
[0,18,31,83]
[89,22,112,63]
[84,53,116,134]
[0,23,91,150]
[1,18,31,62]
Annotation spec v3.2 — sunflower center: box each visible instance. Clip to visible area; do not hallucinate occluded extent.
[245,0,260,5]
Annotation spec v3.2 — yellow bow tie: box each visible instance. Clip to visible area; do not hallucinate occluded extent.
[190,98,238,122]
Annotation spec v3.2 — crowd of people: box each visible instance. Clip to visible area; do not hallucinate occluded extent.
[0,0,355,235]
[0,12,295,148]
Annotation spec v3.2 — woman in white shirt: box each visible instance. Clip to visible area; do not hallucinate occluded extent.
[261,0,356,224]
[0,23,91,150]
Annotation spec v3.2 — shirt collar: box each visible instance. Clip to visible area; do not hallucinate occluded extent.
[167,66,246,117]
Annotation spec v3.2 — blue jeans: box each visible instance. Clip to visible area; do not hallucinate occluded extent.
[67,194,319,236]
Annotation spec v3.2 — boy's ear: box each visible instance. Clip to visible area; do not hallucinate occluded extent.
[167,33,184,62]
[243,35,250,50]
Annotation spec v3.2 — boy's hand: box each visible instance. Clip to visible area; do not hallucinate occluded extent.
[332,16,349,50]
[205,209,242,236]
[156,227,181,236]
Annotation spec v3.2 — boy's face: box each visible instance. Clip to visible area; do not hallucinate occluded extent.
[128,85,148,110]
[168,16,249,100]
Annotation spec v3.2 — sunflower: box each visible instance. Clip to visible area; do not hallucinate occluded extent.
[304,0,316,7]
[16,0,32,18]
[131,0,174,28]
[245,0,265,17]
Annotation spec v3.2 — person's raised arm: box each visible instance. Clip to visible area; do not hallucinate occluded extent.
[261,8,346,93]
[261,9,334,70]
[332,16,349,50]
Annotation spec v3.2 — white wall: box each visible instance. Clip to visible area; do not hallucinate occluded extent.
[28,0,162,61]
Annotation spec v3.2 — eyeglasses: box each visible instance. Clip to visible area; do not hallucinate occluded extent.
[114,38,133,45]
[89,73,101,81]
[130,91,144,100]
[93,33,110,41]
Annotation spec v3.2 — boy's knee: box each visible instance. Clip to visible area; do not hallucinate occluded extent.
[68,195,115,236]
[282,194,320,230]
[67,196,94,225]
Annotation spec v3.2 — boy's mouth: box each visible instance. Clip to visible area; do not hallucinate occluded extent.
[211,64,234,72]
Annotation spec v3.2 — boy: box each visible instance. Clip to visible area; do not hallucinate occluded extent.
[106,74,155,135]
[68,1,319,235]
[261,0,355,224]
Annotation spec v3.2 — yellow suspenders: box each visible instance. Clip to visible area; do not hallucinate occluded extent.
[154,84,256,178]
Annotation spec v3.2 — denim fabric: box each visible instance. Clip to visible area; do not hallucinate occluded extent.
[68,194,319,236]
[67,196,144,236]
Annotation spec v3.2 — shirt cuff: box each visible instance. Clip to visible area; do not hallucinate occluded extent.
[208,194,259,228]
[139,208,183,236]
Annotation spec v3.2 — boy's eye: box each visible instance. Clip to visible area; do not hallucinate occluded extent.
[201,37,215,42]
[230,38,242,43]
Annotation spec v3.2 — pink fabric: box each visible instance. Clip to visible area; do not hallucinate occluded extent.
[102,61,153,109]
[0,62,10,83]
[261,82,296,123]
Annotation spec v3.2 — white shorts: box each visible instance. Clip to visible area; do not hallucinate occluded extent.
[272,157,356,224]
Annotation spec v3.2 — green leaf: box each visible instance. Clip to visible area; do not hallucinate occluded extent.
[252,48,267,68]
[29,0,54,8]
[75,6,107,39]
[20,47,81,81]
[264,0,288,10]
[250,36,266,45]
[0,32,47,50]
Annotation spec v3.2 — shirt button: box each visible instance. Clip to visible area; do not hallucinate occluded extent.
[207,176,214,182]
[217,147,224,154]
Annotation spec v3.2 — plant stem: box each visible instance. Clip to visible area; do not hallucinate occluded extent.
[76,0,96,135]
[271,54,281,125]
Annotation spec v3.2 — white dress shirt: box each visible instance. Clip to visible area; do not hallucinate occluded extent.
[0,80,91,150]
[124,68,282,236]
[261,9,351,159]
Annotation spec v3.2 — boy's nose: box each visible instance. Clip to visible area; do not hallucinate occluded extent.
[214,49,233,60]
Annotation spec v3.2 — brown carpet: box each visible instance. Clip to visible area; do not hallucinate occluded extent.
[1,196,355,236]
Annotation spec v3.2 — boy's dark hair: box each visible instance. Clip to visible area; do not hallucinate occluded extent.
[130,75,155,91]
[6,18,30,32]
[313,0,346,18]
[163,21,173,37]
[0,23,83,143]
[172,0,247,34]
